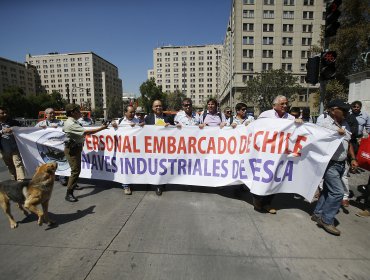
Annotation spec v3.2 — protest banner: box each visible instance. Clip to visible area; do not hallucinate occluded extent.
[13,118,341,201]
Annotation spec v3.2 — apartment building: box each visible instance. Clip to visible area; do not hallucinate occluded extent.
[220,0,326,113]
[149,45,223,108]
[26,52,122,115]
[0,57,37,96]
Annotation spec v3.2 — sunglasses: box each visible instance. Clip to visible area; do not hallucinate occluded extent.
[183,104,192,107]
[225,111,232,113]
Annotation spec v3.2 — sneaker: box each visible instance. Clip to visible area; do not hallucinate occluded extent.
[263,205,277,214]
[341,199,350,207]
[124,187,132,195]
[317,218,341,236]
[355,209,370,217]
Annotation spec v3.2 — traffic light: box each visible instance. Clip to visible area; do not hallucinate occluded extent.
[325,0,342,38]
[320,51,337,81]
[305,56,320,85]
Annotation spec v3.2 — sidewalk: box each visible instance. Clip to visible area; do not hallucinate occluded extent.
[0,160,369,280]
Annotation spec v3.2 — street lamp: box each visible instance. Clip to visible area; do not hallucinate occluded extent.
[227,26,233,108]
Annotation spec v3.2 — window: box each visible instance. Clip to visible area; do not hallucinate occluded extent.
[243,62,254,71]
[301,50,311,59]
[263,37,274,45]
[300,63,306,71]
[282,50,292,59]
[282,63,292,72]
[243,10,254,18]
[261,49,274,59]
[283,11,294,19]
[283,24,293,32]
[303,11,314,19]
[263,24,274,32]
[302,38,312,46]
[242,75,254,83]
[263,10,274,18]
[243,0,254,4]
[243,36,254,45]
[282,37,293,46]
[284,0,294,5]
[243,23,254,31]
[262,63,273,70]
[303,0,314,5]
[243,49,254,58]
[264,0,274,5]
[302,24,313,33]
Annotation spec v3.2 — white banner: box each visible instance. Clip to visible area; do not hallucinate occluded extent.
[13,119,342,201]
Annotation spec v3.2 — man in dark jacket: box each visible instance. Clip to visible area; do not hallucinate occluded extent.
[0,107,25,181]
[144,100,174,195]
[144,100,174,126]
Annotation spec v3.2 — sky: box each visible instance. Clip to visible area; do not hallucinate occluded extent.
[0,0,230,97]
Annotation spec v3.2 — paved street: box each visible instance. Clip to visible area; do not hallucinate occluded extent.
[0,159,370,280]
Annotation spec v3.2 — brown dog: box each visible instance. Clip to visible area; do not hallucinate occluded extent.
[0,162,58,229]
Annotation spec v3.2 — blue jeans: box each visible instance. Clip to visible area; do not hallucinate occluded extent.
[314,160,345,225]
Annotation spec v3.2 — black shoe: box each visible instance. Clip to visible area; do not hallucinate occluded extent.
[155,186,163,196]
[65,190,78,202]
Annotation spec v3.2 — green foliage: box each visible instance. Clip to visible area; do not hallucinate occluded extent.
[324,80,348,105]
[0,87,67,118]
[139,78,166,112]
[329,0,370,83]
[165,90,186,111]
[240,69,302,113]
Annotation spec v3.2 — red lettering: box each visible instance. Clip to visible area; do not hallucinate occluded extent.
[114,135,122,152]
[144,136,152,153]
[132,136,140,153]
[246,133,252,153]
[122,136,132,153]
[99,135,105,150]
[262,131,278,153]
[238,136,247,154]
[253,131,264,152]
[177,137,187,154]
[228,136,237,154]
[218,137,227,154]
[278,132,285,154]
[106,135,114,151]
[198,137,206,154]
[154,137,166,153]
[85,135,92,150]
[292,135,307,156]
[168,136,176,154]
[284,133,291,154]
[91,135,99,150]
[207,137,216,154]
[188,137,197,154]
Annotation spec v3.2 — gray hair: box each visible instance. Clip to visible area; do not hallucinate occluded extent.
[272,95,287,105]
[45,108,54,114]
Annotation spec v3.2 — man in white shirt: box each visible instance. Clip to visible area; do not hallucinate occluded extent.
[254,95,302,214]
[174,98,200,127]
[112,105,140,195]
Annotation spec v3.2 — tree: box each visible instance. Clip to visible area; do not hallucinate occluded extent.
[324,80,347,105]
[0,87,29,117]
[329,0,370,84]
[240,69,302,113]
[139,78,166,112]
[165,90,186,111]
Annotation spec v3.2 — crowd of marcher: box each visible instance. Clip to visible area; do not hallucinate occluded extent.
[0,95,369,236]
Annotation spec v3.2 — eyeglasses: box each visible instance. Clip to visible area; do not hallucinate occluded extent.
[183,103,192,107]
[225,111,232,114]
[240,108,247,111]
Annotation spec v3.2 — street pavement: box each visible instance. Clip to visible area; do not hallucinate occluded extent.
[0,159,370,280]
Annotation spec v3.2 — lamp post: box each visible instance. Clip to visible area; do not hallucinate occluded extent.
[227,26,233,108]
[214,47,220,104]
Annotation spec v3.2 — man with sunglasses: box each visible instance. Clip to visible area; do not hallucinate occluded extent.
[223,107,232,122]
[311,99,358,236]
[230,103,254,127]
[174,98,200,127]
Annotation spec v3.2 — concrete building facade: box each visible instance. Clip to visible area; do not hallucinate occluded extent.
[220,0,326,114]
[0,57,37,96]
[26,52,122,116]
[149,45,223,108]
